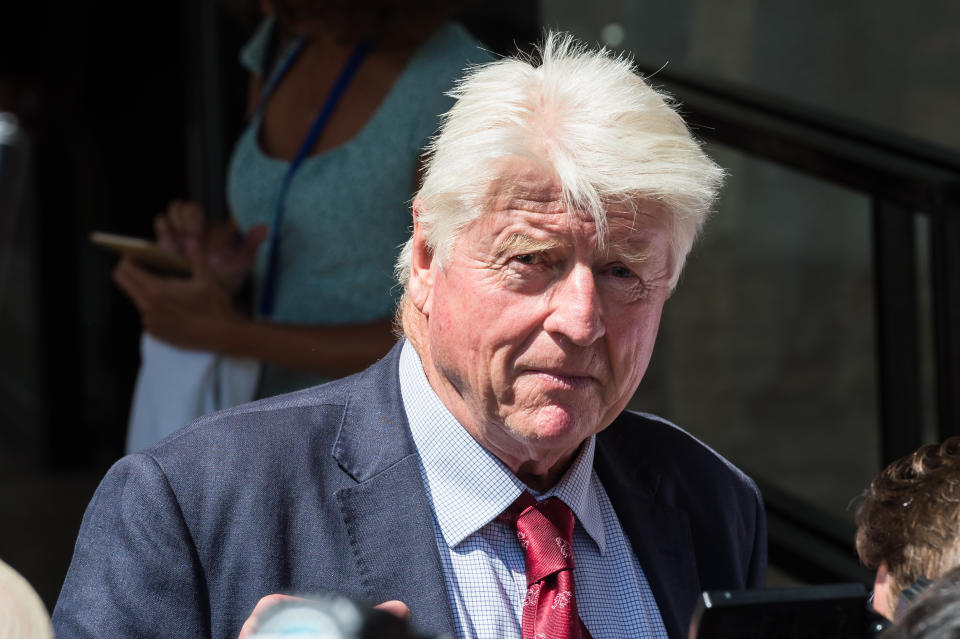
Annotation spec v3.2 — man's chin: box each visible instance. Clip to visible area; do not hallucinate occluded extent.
[508,404,597,447]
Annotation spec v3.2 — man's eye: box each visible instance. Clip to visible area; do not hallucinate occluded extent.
[513,253,541,266]
[610,265,635,279]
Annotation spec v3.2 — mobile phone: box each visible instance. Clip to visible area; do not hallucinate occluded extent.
[90,231,191,276]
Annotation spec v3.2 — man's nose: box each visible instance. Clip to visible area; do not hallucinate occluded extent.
[543,265,605,346]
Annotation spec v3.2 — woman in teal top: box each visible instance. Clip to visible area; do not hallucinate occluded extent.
[114,2,491,398]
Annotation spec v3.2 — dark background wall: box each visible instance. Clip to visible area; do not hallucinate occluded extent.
[0,0,192,609]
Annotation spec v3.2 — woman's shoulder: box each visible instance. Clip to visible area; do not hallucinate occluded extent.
[407,22,494,87]
[238,16,301,77]
[375,22,492,145]
[238,16,276,74]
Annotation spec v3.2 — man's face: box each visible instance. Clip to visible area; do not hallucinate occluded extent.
[411,160,673,485]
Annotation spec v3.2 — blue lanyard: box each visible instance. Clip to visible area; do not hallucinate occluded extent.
[257,39,372,318]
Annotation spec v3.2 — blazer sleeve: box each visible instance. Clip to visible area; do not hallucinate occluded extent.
[52,453,210,639]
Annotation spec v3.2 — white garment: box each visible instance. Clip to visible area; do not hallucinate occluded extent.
[125,333,260,453]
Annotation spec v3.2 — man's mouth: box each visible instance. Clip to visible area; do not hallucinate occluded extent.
[525,369,597,390]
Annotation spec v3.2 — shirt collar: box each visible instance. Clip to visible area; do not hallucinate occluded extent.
[398,340,607,553]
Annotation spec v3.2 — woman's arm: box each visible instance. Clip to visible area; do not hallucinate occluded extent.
[213,317,397,379]
[113,249,397,378]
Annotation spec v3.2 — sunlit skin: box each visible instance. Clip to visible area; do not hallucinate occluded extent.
[872,561,896,620]
[407,159,675,491]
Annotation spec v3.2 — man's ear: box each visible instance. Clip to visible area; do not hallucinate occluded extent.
[408,201,435,317]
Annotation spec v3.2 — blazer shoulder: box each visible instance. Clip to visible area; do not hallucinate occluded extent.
[153,376,354,453]
[598,411,762,506]
[144,353,395,459]
[139,345,407,489]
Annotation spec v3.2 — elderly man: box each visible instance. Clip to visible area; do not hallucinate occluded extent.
[53,33,765,639]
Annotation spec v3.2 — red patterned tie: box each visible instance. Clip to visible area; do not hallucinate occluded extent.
[501,492,593,639]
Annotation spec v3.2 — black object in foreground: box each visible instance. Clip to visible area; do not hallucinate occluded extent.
[250,595,439,639]
[689,583,888,639]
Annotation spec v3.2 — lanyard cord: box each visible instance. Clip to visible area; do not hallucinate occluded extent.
[257,39,372,318]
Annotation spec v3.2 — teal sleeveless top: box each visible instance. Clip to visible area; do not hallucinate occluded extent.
[226,20,491,398]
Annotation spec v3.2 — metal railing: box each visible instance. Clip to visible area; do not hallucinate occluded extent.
[641,65,960,583]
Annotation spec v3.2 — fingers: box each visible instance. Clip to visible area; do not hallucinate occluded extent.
[112,257,157,313]
[155,199,207,255]
[201,221,266,293]
[154,215,178,253]
[169,200,205,240]
[237,594,307,639]
[374,600,410,621]
[183,235,212,280]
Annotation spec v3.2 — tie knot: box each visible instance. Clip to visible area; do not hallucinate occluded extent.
[502,493,576,584]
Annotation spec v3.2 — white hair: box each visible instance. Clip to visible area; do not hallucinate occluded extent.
[395,31,723,291]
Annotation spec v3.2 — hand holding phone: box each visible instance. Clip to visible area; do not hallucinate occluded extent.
[90,231,191,276]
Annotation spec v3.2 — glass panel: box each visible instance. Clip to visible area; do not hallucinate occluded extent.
[630,144,881,522]
[541,1,960,151]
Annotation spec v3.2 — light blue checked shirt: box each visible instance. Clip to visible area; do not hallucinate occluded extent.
[398,341,669,639]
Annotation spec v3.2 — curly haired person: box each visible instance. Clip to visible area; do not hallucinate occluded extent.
[855,436,960,620]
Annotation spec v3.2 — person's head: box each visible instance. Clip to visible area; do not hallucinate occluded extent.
[396,32,723,489]
[855,436,960,620]
[882,565,960,639]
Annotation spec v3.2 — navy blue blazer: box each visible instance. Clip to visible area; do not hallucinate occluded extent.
[53,342,766,639]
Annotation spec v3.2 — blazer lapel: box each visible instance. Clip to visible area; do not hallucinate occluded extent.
[332,343,455,638]
[596,435,700,639]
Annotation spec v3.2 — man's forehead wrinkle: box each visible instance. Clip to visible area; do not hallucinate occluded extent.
[491,186,566,216]
[485,158,565,213]
[479,167,667,262]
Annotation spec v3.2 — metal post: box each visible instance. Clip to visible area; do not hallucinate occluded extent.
[871,199,923,464]
[930,208,960,439]
[182,0,226,220]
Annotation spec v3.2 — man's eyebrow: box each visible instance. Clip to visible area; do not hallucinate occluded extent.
[603,239,654,265]
[494,233,562,258]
